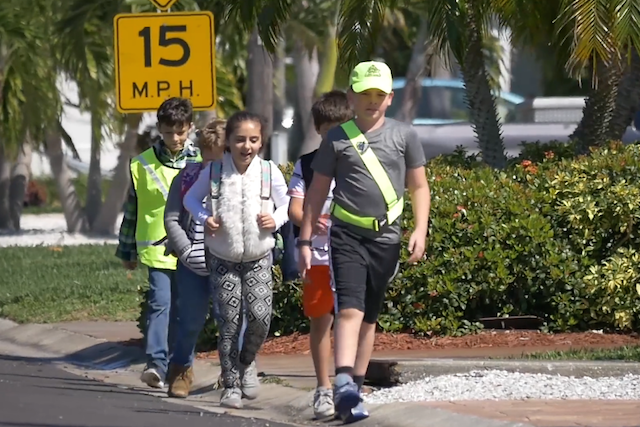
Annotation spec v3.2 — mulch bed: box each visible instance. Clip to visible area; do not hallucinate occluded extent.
[191,330,640,359]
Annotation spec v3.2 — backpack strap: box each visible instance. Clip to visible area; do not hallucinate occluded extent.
[260,160,271,200]
[210,160,223,199]
[180,162,202,198]
[299,150,316,190]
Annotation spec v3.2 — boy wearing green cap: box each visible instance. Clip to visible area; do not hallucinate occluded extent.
[296,61,431,423]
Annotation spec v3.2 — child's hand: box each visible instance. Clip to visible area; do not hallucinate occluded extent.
[205,216,220,235]
[313,217,329,235]
[406,230,427,264]
[122,260,137,270]
[258,213,276,231]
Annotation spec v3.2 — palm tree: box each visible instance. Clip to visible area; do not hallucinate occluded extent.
[229,0,510,168]
[554,0,640,153]
[0,0,63,230]
[606,50,640,142]
[49,0,244,234]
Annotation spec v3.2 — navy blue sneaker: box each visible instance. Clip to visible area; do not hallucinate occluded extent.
[333,374,360,421]
[343,401,369,424]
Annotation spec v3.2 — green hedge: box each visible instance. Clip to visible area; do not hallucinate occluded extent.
[138,141,640,350]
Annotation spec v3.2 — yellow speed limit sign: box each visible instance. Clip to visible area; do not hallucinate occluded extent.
[113,11,216,113]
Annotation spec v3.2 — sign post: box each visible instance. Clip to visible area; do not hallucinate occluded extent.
[113,3,216,113]
[148,0,178,11]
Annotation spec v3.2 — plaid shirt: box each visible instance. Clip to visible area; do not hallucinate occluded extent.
[115,140,200,262]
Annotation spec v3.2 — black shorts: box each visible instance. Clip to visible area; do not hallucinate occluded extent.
[329,225,401,324]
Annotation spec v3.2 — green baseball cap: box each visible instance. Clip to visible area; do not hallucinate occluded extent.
[350,61,393,94]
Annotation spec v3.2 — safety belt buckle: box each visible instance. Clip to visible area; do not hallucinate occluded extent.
[374,215,387,231]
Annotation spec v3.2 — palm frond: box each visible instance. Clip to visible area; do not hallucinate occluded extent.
[338,0,397,69]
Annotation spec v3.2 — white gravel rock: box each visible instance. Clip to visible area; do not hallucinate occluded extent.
[364,370,640,403]
[0,213,121,247]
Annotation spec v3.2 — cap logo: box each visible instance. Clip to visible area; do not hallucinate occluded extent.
[365,65,381,77]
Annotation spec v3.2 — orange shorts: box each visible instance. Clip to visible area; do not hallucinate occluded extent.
[302,265,334,318]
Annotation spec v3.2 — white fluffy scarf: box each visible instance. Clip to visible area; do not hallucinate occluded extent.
[207,153,275,262]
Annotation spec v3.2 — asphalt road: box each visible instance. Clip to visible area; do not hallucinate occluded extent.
[0,355,295,427]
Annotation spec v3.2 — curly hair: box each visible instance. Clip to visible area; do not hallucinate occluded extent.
[197,118,227,150]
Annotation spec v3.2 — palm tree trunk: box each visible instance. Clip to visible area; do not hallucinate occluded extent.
[459,6,507,169]
[246,28,274,158]
[293,40,320,156]
[9,141,32,231]
[45,131,88,233]
[571,59,623,154]
[92,113,142,235]
[273,35,287,135]
[0,144,13,230]
[606,51,640,141]
[395,17,430,123]
[313,22,338,98]
[85,110,103,228]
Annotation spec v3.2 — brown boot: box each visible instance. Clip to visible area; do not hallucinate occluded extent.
[167,365,194,398]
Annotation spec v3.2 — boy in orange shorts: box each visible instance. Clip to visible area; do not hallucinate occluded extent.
[288,90,354,419]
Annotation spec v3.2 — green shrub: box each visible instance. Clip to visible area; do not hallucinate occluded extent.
[137,141,640,346]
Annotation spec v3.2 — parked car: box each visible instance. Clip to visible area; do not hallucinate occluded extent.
[389,78,640,159]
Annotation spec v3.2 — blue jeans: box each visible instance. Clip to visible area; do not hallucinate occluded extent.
[145,267,178,379]
[171,262,212,367]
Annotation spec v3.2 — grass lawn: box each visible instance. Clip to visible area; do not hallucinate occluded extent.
[0,244,146,323]
[506,346,640,362]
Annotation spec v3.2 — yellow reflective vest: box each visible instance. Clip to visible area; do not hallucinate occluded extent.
[130,147,199,269]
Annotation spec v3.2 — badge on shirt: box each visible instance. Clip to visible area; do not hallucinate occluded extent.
[357,141,369,153]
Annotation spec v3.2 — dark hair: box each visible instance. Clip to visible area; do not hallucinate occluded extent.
[225,111,267,141]
[157,97,193,127]
[311,90,354,129]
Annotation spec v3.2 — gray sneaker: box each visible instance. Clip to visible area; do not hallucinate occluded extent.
[313,387,335,419]
[240,361,260,400]
[220,387,243,409]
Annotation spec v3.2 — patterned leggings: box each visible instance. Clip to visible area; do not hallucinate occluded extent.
[208,253,273,388]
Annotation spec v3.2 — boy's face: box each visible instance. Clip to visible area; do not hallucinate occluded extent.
[316,122,341,140]
[348,89,394,122]
[157,122,192,153]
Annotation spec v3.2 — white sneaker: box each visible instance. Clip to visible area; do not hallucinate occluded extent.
[240,361,260,400]
[220,387,243,409]
[140,367,165,389]
[313,387,335,419]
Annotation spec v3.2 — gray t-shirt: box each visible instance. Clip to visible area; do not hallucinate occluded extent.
[312,118,426,243]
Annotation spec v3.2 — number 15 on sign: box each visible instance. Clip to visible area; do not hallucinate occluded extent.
[114,12,216,113]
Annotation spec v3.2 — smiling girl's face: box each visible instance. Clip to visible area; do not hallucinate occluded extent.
[227,119,263,172]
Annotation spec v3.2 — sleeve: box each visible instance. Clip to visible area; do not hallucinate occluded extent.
[404,125,427,169]
[164,172,192,258]
[287,160,306,199]
[311,130,339,177]
[115,174,138,262]
[183,163,213,224]
[270,162,291,230]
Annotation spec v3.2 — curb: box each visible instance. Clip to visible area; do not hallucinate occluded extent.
[367,358,640,386]
[0,320,534,427]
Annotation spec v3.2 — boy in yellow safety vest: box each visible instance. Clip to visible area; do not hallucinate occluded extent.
[297,61,431,423]
[115,97,201,389]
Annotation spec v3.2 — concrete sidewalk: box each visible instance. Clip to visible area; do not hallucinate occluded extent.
[0,319,637,427]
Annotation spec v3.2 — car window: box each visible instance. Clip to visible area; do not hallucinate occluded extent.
[387,86,469,120]
[388,84,517,123]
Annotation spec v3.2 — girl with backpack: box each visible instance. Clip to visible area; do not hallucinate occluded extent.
[183,111,290,409]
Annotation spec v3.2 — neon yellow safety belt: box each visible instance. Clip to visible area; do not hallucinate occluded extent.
[330,120,404,231]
